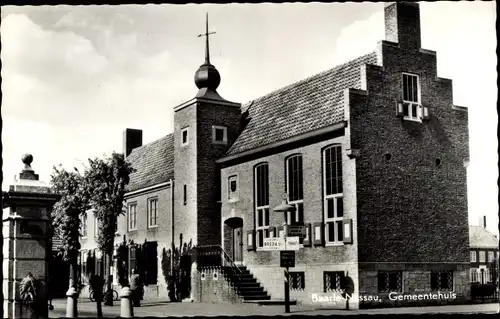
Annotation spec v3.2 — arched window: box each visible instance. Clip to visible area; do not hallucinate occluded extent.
[323,145,343,244]
[285,154,304,224]
[254,163,270,248]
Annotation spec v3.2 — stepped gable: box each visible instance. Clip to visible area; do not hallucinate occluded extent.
[126,134,174,192]
[226,52,378,156]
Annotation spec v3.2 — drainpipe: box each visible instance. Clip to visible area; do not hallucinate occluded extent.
[170,179,174,276]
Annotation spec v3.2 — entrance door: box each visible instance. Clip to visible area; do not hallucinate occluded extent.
[233,227,243,263]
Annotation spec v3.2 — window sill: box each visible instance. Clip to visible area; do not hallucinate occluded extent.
[403,117,422,123]
[325,242,344,247]
[181,143,189,147]
[81,236,88,240]
[148,225,158,229]
[212,141,228,145]
[128,229,137,232]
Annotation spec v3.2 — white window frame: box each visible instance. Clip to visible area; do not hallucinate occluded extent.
[181,127,189,147]
[128,202,137,231]
[228,175,239,202]
[81,213,88,238]
[488,251,495,263]
[323,145,344,245]
[285,154,304,225]
[147,197,158,228]
[402,72,422,122]
[470,250,476,262]
[212,125,228,145]
[479,251,486,263]
[254,163,270,249]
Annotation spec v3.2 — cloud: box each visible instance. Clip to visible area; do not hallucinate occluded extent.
[331,8,384,65]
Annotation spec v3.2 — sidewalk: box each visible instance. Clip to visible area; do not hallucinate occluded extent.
[49,299,499,318]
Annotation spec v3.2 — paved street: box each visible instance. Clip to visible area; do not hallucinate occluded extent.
[49,299,499,317]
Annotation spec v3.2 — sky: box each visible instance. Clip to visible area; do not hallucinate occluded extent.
[1,2,498,234]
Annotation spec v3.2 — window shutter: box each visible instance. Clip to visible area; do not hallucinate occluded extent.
[247,230,256,251]
[313,222,324,246]
[396,100,404,117]
[268,226,276,238]
[421,105,430,121]
[303,223,312,247]
[343,219,353,244]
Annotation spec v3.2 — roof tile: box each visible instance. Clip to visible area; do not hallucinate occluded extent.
[126,134,174,192]
[226,52,378,156]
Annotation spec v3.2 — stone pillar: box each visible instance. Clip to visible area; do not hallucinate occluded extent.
[190,261,199,302]
[2,154,60,319]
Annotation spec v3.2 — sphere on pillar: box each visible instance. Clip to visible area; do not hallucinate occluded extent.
[21,153,34,171]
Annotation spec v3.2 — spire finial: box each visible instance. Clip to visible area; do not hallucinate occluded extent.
[194,13,221,92]
[197,12,216,65]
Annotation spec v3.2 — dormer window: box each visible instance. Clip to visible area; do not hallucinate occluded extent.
[212,125,227,145]
[401,73,422,122]
[181,127,189,146]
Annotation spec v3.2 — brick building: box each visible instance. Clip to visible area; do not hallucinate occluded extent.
[80,2,471,308]
[469,216,499,284]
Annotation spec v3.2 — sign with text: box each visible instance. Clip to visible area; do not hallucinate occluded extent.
[280,251,295,268]
[287,225,307,238]
[262,237,300,251]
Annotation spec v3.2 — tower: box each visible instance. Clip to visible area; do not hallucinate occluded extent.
[173,14,242,247]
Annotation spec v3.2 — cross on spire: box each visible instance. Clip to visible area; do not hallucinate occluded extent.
[197,13,216,65]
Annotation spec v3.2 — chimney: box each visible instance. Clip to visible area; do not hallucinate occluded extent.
[123,128,143,157]
[480,215,487,229]
[384,2,421,50]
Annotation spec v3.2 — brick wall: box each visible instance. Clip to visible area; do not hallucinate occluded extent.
[196,102,241,246]
[359,269,470,308]
[351,40,469,265]
[250,263,359,309]
[80,185,174,299]
[220,136,361,307]
[192,267,243,304]
[220,136,356,266]
[174,102,199,247]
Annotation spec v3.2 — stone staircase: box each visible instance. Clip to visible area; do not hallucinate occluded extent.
[222,266,271,301]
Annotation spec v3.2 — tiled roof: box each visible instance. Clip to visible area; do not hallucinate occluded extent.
[126,134,174,192]
[469,226,499,249]
[226,52,378,156]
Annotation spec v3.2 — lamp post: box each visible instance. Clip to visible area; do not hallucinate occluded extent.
[273,194,296,314]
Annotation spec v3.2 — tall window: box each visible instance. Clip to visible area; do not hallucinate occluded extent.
[148,198,158,228]
[479,251,486,263]
[470,251,476,262]
[431,271,453,291]
[488,251,495,262]
[402,73,421,121]
[81,213,88,237]
[128,203,137,231]
[285,155,304,224]
[181,127,189,146]
[378,271,402,292]
[254,163,270,248]
[323,145,343,244]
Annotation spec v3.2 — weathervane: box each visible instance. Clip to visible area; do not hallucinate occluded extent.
[197,13,216,65]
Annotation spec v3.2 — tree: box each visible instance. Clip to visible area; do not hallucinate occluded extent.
[50,166,90,294]
[85,152,134,306]
[162,234,195,301]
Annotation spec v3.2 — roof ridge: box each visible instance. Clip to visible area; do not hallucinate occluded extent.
[245,52,377,108]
